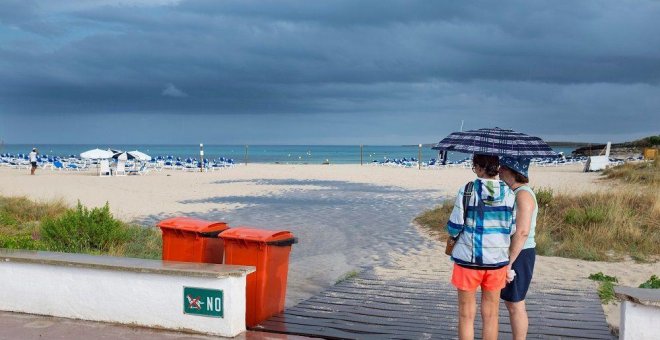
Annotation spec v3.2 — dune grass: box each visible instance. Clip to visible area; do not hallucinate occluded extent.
[415,161,660,262]
[603,158,659,185]
[0,197,161,259]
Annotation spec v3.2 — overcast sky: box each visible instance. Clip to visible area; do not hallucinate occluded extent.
[1,0,659,145]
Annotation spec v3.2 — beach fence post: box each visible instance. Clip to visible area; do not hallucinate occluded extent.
[199,143,204,173]
[360,144,363,166]
[418,144,422,170]
[245,145,248,166]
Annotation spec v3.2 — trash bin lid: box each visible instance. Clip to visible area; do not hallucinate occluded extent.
[157,217,229,233]
[220,227,295,244]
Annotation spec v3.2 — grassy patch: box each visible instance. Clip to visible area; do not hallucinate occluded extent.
[589,272,618,304]
[535,187,659,261]
[603,158,659,185]
[0,196,68,224]
[0,196,162,259]
[335,270,360,284]
[413,200,454,240]
[109,225,162,260]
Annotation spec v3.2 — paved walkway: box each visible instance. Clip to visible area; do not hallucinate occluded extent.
[0,311,316,340]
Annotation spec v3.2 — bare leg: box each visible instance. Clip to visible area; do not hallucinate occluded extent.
[481,289,501,340]
[505,300,528,340]
[458,289,476,340]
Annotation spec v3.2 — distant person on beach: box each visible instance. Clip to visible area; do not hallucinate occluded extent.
[446,154,516,340]
[29,148,38,175]
[498,157,537,340]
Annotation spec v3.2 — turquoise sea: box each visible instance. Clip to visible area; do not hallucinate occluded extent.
[1,144,577,165]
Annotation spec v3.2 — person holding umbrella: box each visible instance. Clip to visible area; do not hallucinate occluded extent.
[436,127,556,339]
[498,157,537,340]
[446,154,516,340]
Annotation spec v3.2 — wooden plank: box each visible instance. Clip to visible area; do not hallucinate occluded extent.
[262,313,458,338]
[256,269,612,340]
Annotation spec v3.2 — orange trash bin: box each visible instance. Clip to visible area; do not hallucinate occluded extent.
[220,227,297,327]
[157,217,229,264]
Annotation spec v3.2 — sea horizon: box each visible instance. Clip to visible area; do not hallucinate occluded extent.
[0,143,579,165]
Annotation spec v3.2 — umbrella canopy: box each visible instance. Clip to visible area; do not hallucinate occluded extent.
[127,150,151,161]
[80,148,114,159]
[433,127,558,157]
[112,151,135,161]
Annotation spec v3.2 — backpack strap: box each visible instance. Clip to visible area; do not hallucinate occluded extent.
[462,181,474,223]
[453,181,475,241]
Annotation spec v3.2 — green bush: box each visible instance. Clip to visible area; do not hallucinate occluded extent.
[589,272,618,304]
[597,281,616,304]
[535,187,554,206]
[0,234,42,250]
[0,211,18,227]
[40,202,129,253]
[639,275,660,289]
[584,207,607,224]
[589,272,618,283]
[564,208,584,225]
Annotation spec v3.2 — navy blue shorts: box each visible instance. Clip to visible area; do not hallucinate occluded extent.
[501,248,535,302]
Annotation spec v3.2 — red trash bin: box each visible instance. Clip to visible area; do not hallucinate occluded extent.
[220,227,297,327]
[157,217,229,264]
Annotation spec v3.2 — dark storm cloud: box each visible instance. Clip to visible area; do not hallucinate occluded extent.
[0,0,659,143]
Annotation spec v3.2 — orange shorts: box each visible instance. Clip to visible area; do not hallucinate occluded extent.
[451,264,507,291]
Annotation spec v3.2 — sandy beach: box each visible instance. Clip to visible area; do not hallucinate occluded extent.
[1,163,657,330]
[0,163,607,221]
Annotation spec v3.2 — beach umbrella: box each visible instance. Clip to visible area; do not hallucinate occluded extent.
[127,150,151,161]
[80,148,114,159]
[433,127,558,157]
[112,152,135,161]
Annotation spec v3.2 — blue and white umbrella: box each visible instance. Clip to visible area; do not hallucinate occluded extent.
[433,127,558,157]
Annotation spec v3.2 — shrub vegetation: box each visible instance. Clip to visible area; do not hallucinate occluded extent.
[603,158,659,185]
[588,272,618,304]
[639,275,660,289]
[0,197,161,259]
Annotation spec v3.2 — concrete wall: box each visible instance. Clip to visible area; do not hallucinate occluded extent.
[0,261,248,337]
[620,301,660,340]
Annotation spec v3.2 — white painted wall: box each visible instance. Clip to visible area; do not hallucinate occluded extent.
[620,301,660,340]
[0,262,247,337]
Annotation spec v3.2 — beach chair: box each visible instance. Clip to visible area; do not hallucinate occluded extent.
[127,163,150,175]
[99,160,111,177]
[66,163,81,171]
[53,161,65,171]
[115,160,127,176]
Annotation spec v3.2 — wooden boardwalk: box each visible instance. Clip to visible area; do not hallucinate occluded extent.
[254,271,614,339]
